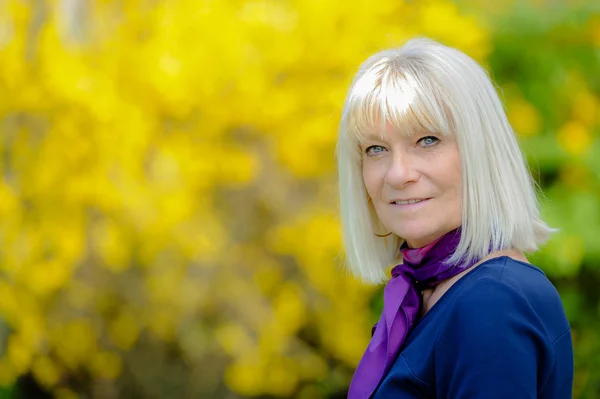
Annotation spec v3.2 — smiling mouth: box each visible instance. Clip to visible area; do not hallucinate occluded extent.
[391,198,431,205]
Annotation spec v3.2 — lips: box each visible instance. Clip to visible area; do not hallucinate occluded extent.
[390,198,431,205]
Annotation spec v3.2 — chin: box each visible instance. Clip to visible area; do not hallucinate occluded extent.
[394,226,440,248]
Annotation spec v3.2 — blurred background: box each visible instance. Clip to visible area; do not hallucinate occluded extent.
[0,0,598,398]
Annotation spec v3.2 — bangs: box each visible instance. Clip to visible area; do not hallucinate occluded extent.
[343,58,455,144]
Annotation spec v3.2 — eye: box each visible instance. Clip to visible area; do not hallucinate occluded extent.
[418,136,440,147]
[365,145,387,156]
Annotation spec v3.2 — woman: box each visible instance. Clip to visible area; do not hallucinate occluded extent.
[337,37,573,398]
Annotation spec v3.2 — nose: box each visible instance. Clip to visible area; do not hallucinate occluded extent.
[384,153,419,188]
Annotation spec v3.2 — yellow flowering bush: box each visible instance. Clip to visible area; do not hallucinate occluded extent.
[0,1,490,397]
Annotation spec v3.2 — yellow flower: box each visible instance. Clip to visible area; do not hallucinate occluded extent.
[273,282,307,334]
[0,358,16,386]
[92,219,132,273]
[32,356,61,388]
[224,357,264,397]
[572,90,598,127]
[7,335,32,374]
[216,323,255,357]
[90,351,123,380]
[147,308,176,342]
[557,120,592,156]
[52,321,98,368]
[508,97,542,136]
[108,311,140,350]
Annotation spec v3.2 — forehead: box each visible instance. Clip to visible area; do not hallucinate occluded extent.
[354,113,450,147]
[360,121,431,140]
[342,57,456,144]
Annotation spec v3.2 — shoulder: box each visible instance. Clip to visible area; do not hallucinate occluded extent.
[432,257,573,397]
[449,256,570,342]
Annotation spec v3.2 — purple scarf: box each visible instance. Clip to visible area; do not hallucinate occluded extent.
[347,229,482,399]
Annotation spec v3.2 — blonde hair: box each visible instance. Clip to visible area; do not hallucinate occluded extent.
[336,37,554,284]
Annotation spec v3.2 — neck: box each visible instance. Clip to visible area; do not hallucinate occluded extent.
[481,248,528,264]
[405,229,459,249]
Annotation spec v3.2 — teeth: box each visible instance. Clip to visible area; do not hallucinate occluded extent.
[395,199,424,205]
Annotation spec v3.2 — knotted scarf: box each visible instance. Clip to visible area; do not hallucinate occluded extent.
[347,228,483,399]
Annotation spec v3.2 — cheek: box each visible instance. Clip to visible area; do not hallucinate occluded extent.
[447,166,461,193]
[362,163,378,196]
[434,149,462,208]
[447,163,463,211]
[444,150,462,194]
[362,162,388,202]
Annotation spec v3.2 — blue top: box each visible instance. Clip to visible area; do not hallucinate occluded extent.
[371,256,573,399]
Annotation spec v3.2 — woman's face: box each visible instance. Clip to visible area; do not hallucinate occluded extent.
[361,124,462,248]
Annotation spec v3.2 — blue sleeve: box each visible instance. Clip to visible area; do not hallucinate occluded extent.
[434,277,554,399]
